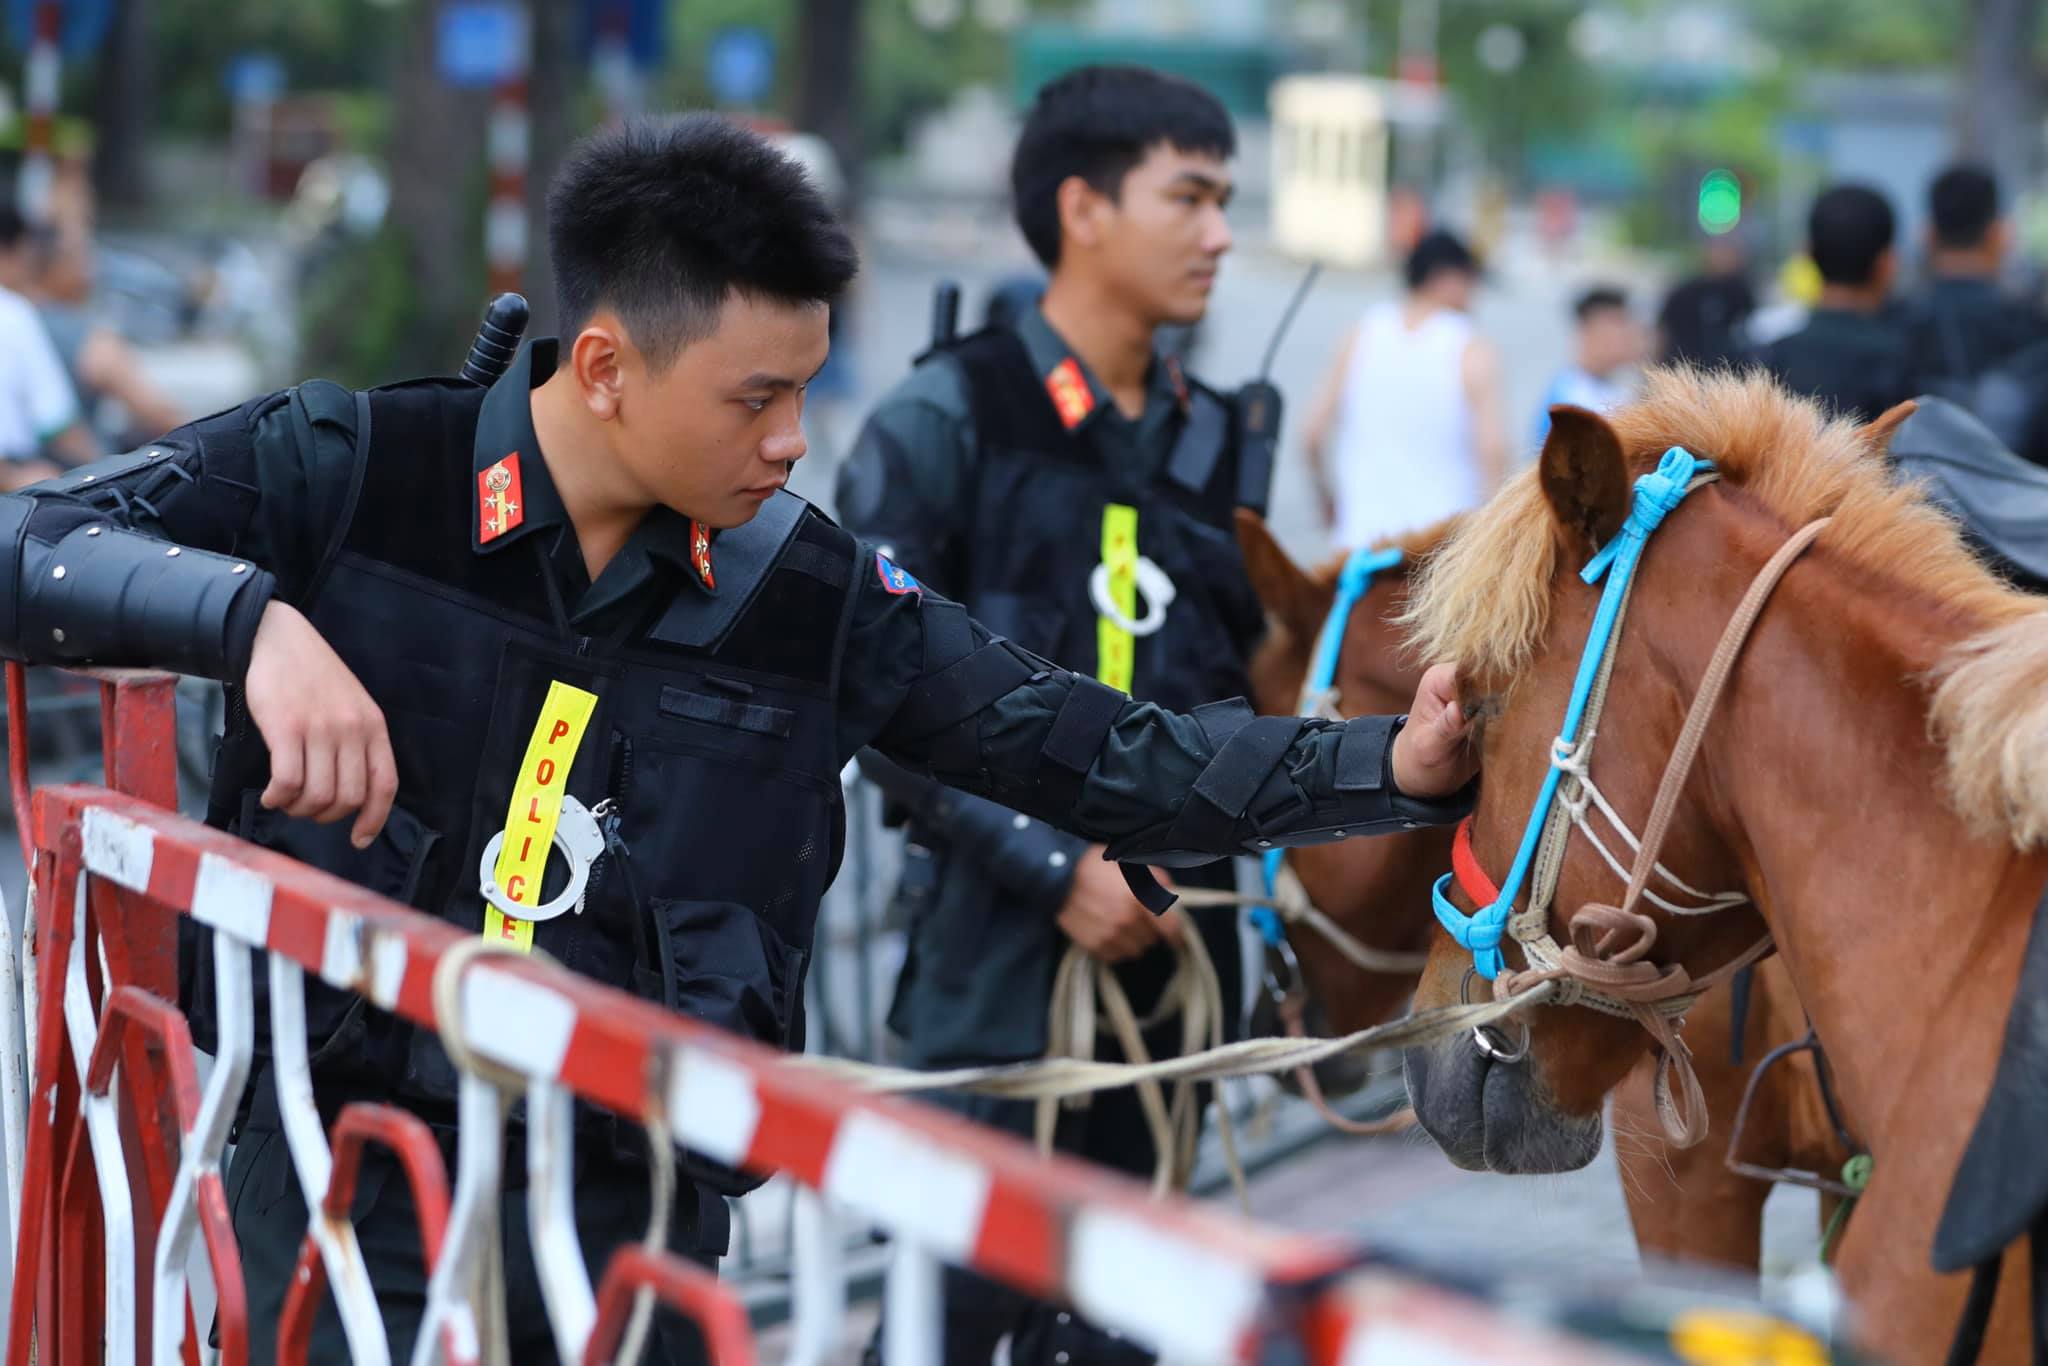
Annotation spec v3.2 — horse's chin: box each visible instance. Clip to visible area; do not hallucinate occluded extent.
[1403,1035,1604,1174]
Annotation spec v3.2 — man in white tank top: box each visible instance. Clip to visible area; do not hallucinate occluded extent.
[1301,229,1508,548]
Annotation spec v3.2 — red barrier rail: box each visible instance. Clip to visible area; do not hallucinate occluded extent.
[2,665,1651,1364]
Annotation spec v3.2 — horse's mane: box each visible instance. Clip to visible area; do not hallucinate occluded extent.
[1403,365,2048,848]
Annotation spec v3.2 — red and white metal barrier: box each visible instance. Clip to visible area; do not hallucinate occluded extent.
[17,0,60,225]
[0,667,1644,1364]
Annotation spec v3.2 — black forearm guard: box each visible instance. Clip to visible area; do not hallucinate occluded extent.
[1101,705,1474,867]
[3,501,275,681]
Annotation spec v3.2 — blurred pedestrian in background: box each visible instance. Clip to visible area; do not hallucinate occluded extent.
[0,202,186,448]
[1656,235,1757,369]
[1898,163,2048,461]
[0,206,96,489]
[1755,184,1917,422]
[1302,227,1507,550]
[1532,284,1643,444]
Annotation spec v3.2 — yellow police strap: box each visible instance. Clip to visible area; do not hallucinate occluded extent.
[1097,503,1138,692]
[484,680,600,952]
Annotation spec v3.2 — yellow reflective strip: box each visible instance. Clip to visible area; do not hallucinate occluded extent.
[484,680,600,952]
[1097,503,1138,693]
[481,905,535,953]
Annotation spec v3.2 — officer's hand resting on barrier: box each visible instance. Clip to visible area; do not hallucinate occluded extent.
[245,601,399,849]
[1389,662,1479,800]
[1057,849,1183,963]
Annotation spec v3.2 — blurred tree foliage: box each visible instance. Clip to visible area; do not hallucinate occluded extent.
[652,0,1024,156]
[1346,0,1603,178]
[1730,0,1961,68]
[124,0,406,136]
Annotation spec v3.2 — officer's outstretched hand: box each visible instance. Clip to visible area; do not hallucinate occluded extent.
[1057,849,1184,963]
[1389,662,1479,800]
[245,601,399,849]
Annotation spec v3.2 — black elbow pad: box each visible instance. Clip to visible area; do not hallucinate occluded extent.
[18,518,274,680]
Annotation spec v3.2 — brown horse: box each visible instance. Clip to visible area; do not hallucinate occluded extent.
[1235,511,1852,1278]
[1233,512,1451,1046]
[1398,370,2048,1359]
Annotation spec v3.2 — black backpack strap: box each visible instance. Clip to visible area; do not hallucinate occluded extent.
[296,388,372,610]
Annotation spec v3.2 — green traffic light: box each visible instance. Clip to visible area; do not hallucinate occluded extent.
[1698,169,1741,235]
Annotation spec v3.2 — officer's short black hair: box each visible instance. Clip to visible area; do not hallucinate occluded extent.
[547,114,858,368]
[0,203,23,251]
[1573,285,1628,322]
[1404,229,1480,290]
[1807,184,1895,287]
[1010,65,1235,268]
[1929,164,2000,250]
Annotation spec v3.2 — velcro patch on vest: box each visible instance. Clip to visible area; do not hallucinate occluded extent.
[876,551,922,596]
[1045,357,1095,430]
[478,453,525,544]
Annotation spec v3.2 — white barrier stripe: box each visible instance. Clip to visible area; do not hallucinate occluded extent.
[1341,1324,1495,1366]
[881,1240,943,1366]
[411,1071,499,1366]
[787,1189,847,1366]
[367,935,408,1011]
[0,878,27,1284]
[191,852,273,946]
[526,1078,596,1363]
[485,202,527,269]
[81,806,155,891]
[1068,1211,1264,1363]
[666,1046,761,1168]
[461,966,574,1078]
[319,910,364,989]
[64,875,137,1366]
[823,1112,992,1264]
[156,929,256,1366]
[270,954,391,1366]
[488,105,527,170]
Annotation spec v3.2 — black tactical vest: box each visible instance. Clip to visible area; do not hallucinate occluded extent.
[940,328,1265,712]
[188,377,860,1130]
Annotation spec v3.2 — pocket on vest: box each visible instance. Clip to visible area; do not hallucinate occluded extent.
[200,796,442,1061]
[241,795,442,909]
[636,898,807,1048]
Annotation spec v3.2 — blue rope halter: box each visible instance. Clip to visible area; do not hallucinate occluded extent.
[1250,543,1405,950]
[1430,446,1717,979]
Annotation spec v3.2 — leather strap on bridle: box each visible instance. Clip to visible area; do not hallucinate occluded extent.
[1495,516,1831,1146]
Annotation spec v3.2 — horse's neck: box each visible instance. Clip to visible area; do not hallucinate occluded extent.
[1704,550,2039,1157]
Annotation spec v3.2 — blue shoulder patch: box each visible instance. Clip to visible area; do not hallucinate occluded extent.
[876,551,923,596]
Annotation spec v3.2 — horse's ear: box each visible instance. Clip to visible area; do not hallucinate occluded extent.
[1861,399,1918,455]
[1234,509,1331,639]
[1538,405,1630,560]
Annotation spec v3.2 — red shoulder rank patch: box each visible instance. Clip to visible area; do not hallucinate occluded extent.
[1164,354,1191,413]
[690,519,716,590]
[876,551,922,596]
[478,453,524,543]
[1045,357,1095,430]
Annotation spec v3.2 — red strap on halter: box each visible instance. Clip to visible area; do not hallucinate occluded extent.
[1451,816,1501,905]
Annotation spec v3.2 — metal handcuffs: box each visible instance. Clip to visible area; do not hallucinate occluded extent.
[477,795,612,922]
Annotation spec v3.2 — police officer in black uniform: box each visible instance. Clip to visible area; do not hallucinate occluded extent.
[1755,184,1917,423]
[0,116,1477,1364]
[837,66,1275,1366]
